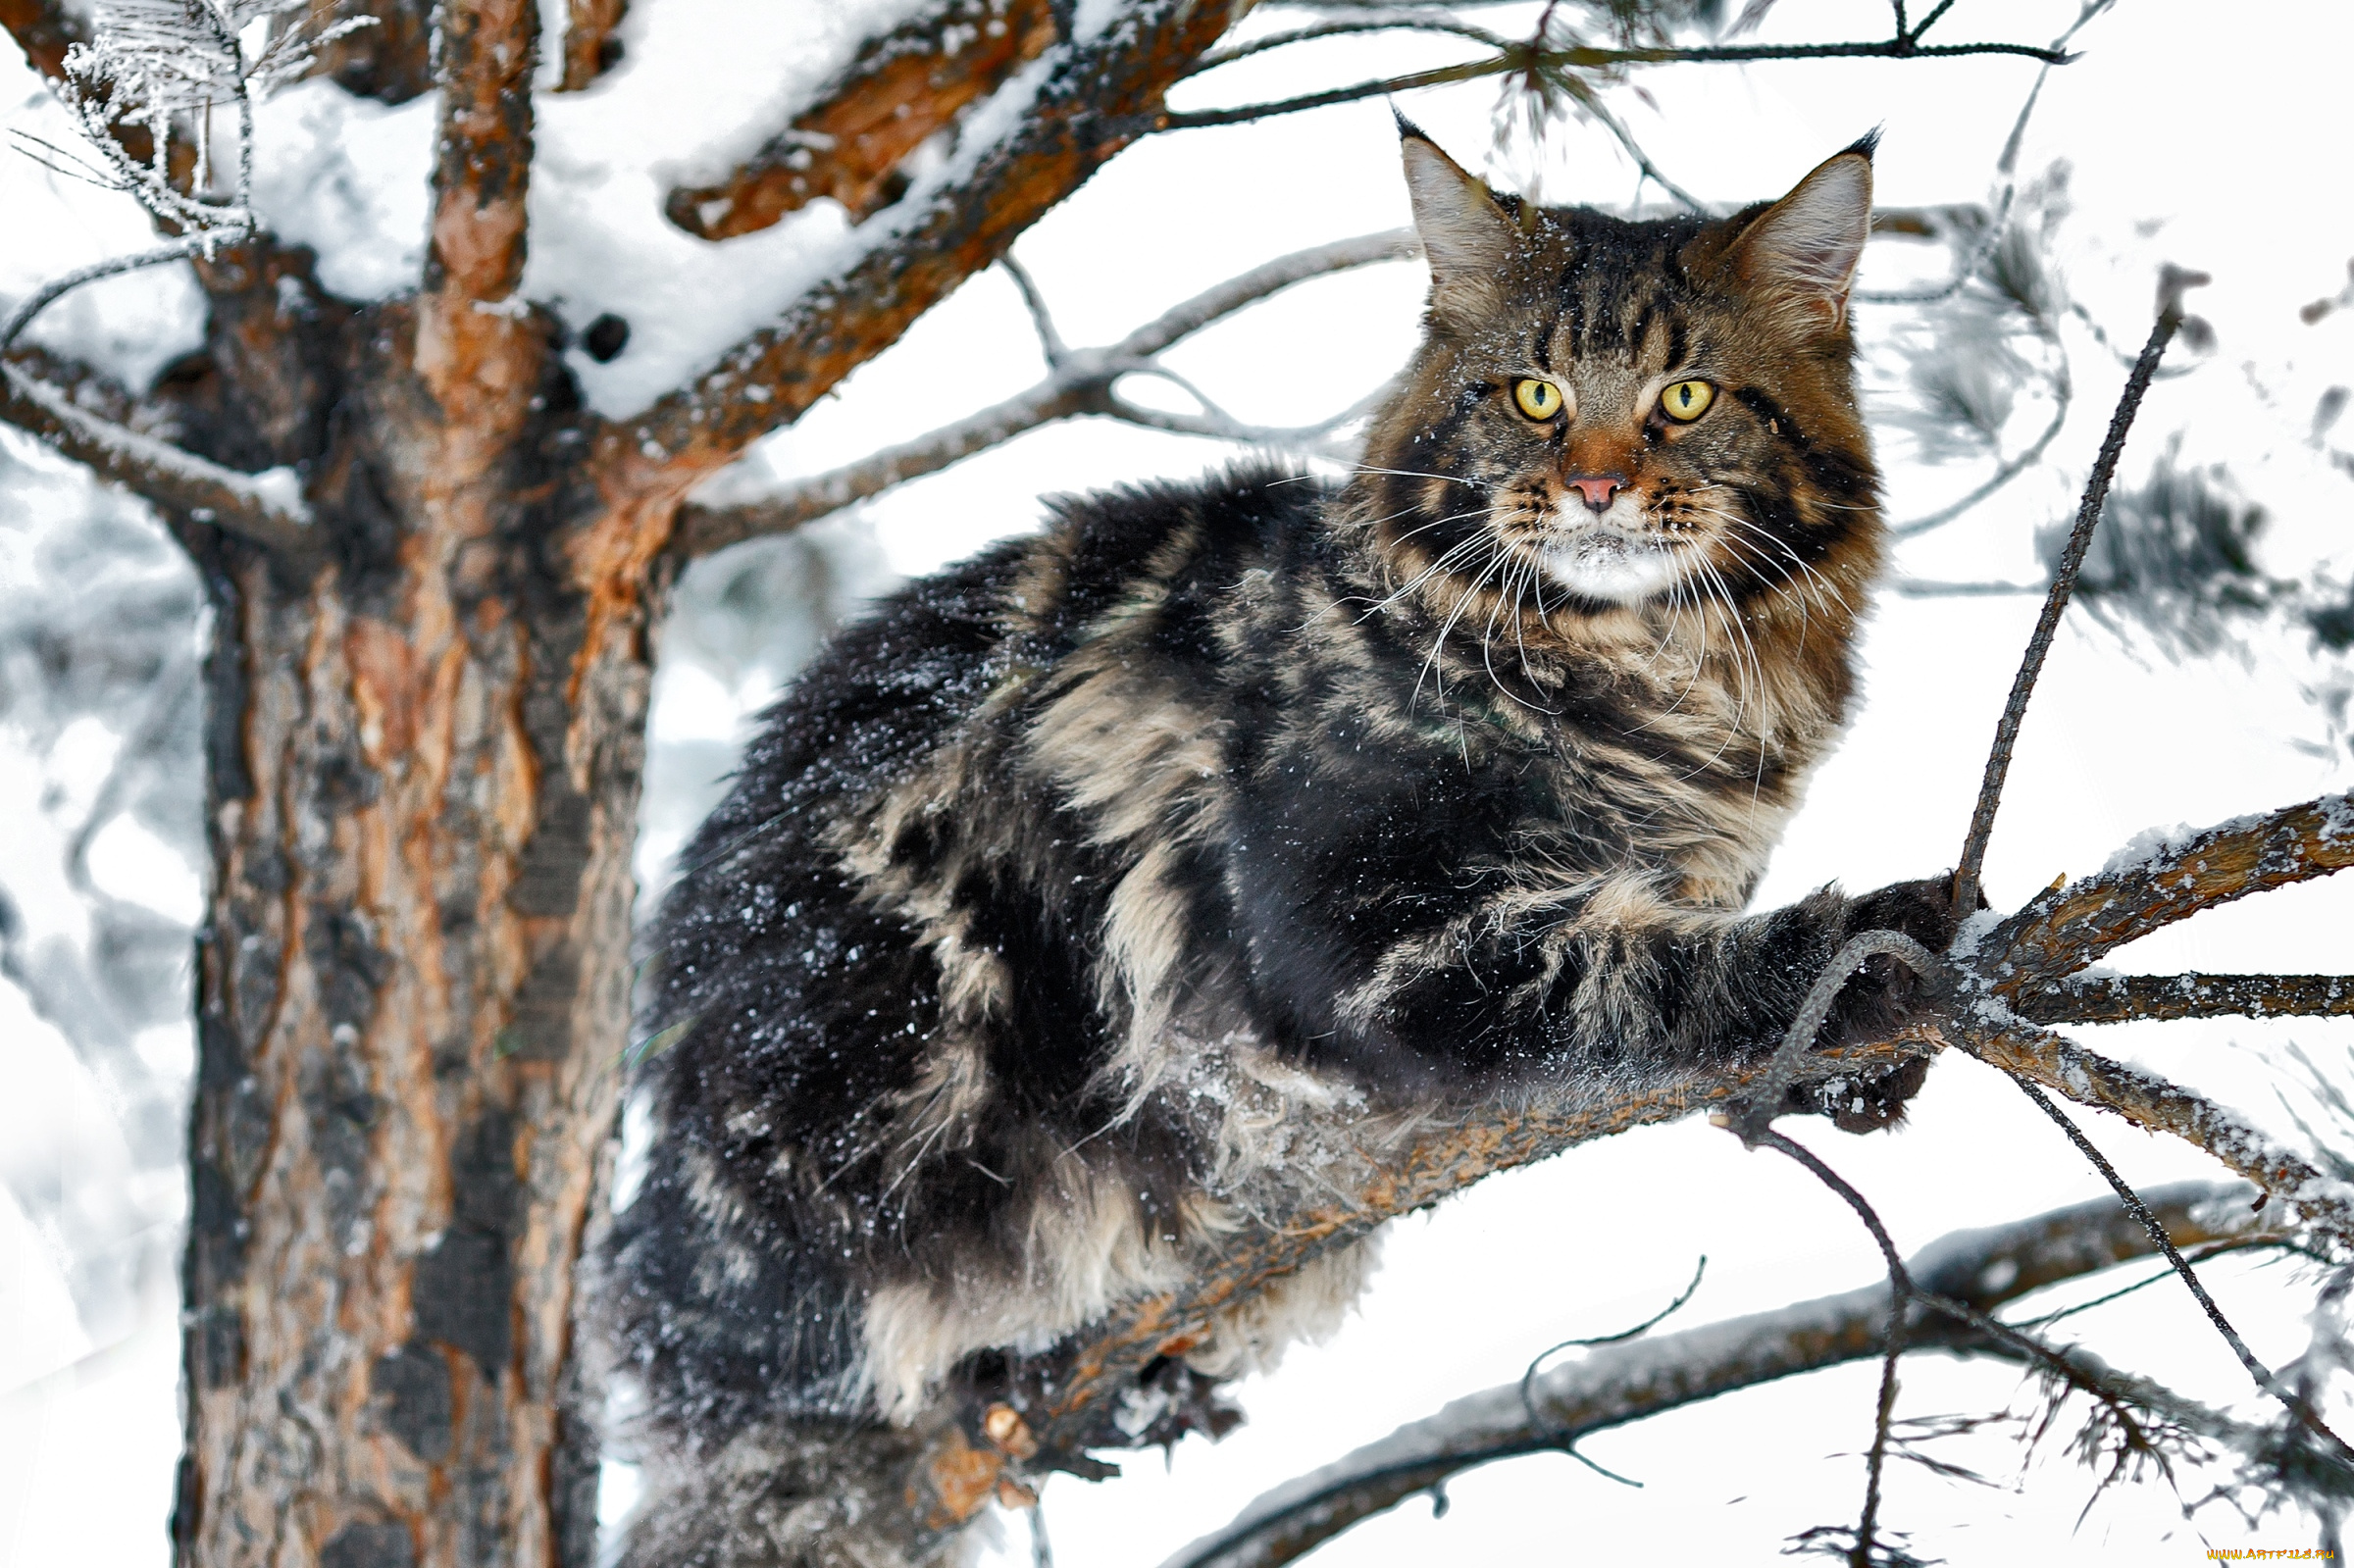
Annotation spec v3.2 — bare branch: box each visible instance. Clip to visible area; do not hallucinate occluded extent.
[1160,1183,2288,1568]
[672,377,1104,559]
[1186,14,1507,75]
[1,354,314,550]
[1,234,221,356]
[1890,380,2072,539]
[1968,1020,2354,1252]
[2019,973,2354,1027]
[999,253,1068,367]
[663,0,1058,239]
[602,0,1248,514]
[2011,1076,2354,1457]
[665,227,1417,558]
[1953,275,2203,913]
[1890,577,2045,597]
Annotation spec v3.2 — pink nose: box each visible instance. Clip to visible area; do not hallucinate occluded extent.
[1567,475,1627,512]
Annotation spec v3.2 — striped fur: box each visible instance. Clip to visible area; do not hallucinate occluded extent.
[599,130,1958,1560]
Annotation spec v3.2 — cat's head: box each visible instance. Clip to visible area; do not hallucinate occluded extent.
[1355,124,1881,631]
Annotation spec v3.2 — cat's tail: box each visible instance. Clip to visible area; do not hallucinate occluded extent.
[612,1417,970,1568]
[598,1155,969,1564]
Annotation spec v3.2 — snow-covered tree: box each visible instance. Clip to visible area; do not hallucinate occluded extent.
[3,3,2352,1565]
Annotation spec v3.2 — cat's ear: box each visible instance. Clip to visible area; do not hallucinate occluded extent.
[1399,118,1515,318]
[1731,136,1876,333]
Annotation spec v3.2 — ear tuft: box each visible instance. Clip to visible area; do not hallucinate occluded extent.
[1399,128,1516,317]
[1732,148,1874,332]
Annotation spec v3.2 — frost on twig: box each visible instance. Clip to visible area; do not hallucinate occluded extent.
[2,0,373,352]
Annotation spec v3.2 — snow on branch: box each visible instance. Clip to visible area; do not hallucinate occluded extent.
[554,0,626,93]
[670,228,1419,559]
[663,0,1060,239]
[2,352,314,549]
[597,0,1246,512]
[1160,1183,2295,1568]
[32,0,372,221]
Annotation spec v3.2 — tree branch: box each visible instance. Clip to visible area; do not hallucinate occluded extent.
[670,228,1417,558]
[1968,1020,2354,1252]
[1972,788,2354,995]
[2018,973,2354,1027]
[417,0,543,420]
[1160,30,2073,133]
[1,0,183,172]
[893,784,2354,1531]
[1159,1183,2290,1568]
[1,352,314,551]
[663,0,1058,238]
[595,0,1257,509]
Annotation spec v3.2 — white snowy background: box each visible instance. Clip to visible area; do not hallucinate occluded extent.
[4,0,2353,1562]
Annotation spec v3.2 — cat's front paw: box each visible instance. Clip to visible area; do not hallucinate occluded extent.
[1823,873,1969,1049]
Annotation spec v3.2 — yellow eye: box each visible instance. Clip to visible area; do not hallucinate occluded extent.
[1660,379,1715,423]
[1512,379,1563,421]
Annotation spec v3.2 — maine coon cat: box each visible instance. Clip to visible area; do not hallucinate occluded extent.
[601,124,1959,1562]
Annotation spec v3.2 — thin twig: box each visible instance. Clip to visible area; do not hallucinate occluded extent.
[1159,34,2073,132]
[1000,252,1068,368]
[1950,271,2204,913]
[1517,1253,1707,1466]
[2010,1076,2354,1461]
[1963,1021,2354,1252]
[1890,578,2046,598]
[1757,1130,1910,1567]
[1186,15,1508,74]
[1889,377,2071,539]
[0,233,230,355]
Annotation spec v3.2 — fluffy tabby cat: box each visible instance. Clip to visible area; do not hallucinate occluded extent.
[602,125,1960,1563]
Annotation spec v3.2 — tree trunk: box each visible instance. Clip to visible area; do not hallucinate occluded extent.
[166,237,649,1567]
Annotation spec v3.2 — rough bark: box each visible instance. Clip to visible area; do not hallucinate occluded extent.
[162,240,646,1568]
[158,3,643,1561]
